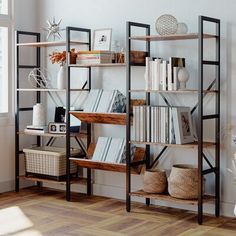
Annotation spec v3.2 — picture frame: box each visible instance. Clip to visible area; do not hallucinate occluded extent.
[172,107,194,144]
[93,28,112,51]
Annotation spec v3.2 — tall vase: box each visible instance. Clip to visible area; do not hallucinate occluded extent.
[57,65,66,90]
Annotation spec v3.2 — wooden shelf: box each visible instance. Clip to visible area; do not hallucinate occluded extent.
[130,190,215,205]
[16,40,88,47]
[18,131,87,139]
[129,33,216,41]
[69,63,126,68]
[18,175,87,185]
[129,89,217,94]
[130,141,215,149]
[70,111,126,125]
[70,143,145,174]
[17,88,89,92]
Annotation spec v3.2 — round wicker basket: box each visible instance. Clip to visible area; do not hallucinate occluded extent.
[143,169,167,193]
[168,164,204,199]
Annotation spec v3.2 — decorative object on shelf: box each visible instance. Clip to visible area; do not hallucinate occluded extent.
[42,17,65,40]
[57,64,66,90]
[227,155,236,215]
[172,107,194,144]
[48,122,66,134]
[143,169,167,193]
[168,164,204,199]
[32,103,46,127]
[176,22,188,34]
[155,14,178,35]
[93,28,112,51]
[28,68,52,89]
[177,67,189,89]
[77,50,113,64]
[130,51,147,64]
[55,107,66,123]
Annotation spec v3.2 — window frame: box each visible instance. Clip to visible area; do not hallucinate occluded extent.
[0,0,14,125]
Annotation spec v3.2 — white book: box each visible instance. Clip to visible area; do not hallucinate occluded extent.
[115,138,126,163]
[151,106,155,142]
[161,61,167,91]
[165,107,169,143]
[153,107,156,143]
[136,106,140,142]
[105,138,123,163]
[133,106,136,141]
[101,137,112,161]
[145,57,151,90]
[154,58,161,90]
[96,90,114,112]
[140,106,144,142]
[160,107,166,143]
[172,108,181,144]
[24,128,46,135]
[83,89,100,112]
[107,90,117,112]
[169,107,175,144]
[146,106,150,142]
[156,107,159,143]
[173,67,179,91]
[167,62,173,91]
[92,89,103,112]
[158,107,161,143]
[92,137,108,161]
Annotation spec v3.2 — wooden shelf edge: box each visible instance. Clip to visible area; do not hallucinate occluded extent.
[69,63,126,67]
[16,40,88,47]
[129,89,217,94]
[70,144,145,174]
[129,33,216,41]
[18,175,87,185]
[129,190,215,205]
[70,111,126,125]
[130,141,215,149]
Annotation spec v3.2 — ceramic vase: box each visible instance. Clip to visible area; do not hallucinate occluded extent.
[57,65,66,90]
[178,67,189,89]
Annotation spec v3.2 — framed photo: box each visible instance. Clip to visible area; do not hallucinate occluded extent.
[172,107,194,144]
[93,28,112,51]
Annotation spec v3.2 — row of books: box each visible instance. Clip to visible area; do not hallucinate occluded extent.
[83,89,126,113]
[133,106,194,144]
[92,137,136,163]
[77,50,114,64]
[92,137,126,163]
[144,57,185,91]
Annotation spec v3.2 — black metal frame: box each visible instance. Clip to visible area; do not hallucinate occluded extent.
[126,15,220,224]
[66,27,92,201]
[15,31,41,192]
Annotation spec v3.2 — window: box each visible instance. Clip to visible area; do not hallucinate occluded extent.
[0,0,11,114]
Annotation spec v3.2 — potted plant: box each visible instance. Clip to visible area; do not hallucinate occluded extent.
[49,49,77,89]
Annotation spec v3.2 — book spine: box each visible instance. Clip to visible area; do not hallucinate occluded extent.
[167,62,173,91]
[173,67,179,91]
[146,106,150,142]
[161,61,167,91]
[151,106,154,143]
[145,57,151,90]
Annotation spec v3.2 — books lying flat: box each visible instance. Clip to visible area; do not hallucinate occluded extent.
[77,51,114,64]
[83,89,126,113]
[92,137,126,163]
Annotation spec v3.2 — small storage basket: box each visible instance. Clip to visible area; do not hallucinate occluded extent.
[168,164,205,199]
[23,146,79,180]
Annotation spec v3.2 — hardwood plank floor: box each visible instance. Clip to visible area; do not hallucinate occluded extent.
[0,187,235,236]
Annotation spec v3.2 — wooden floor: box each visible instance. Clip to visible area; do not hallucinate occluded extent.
[0,187,236,236]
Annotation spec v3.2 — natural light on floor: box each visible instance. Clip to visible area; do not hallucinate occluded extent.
[0,206,42,236]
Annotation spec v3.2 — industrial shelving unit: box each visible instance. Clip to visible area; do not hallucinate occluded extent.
[15,28,91,193]
[126,16,220,224]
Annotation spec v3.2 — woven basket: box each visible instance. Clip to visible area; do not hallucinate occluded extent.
[143,169,167,193]
[23,146,79,180]
[168,164,204,199]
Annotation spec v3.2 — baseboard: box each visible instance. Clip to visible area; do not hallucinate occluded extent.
[0,180,33,193]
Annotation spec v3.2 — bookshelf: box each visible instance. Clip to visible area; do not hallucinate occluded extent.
[126,16,220,225]
[15,29,90,191]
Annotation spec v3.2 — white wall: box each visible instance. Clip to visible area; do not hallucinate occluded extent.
[0,0,39,193]
[9,0,236,217]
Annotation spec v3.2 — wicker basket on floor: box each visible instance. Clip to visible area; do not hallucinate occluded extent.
[168,164,204,199]
[143,169,167,193]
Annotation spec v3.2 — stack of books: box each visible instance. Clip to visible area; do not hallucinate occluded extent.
[144,57,185,91]
[83,89,126,113]
[77,51,114,64]
[133,106,194,144]
[92,137,136,163]
[24,125,48,135]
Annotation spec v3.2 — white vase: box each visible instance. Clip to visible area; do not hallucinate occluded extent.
[177,67,189,90]
[57,65,66,90]
[32,103,46,127]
